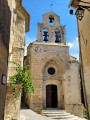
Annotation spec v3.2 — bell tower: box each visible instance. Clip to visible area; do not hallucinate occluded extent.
[37,11,66,44]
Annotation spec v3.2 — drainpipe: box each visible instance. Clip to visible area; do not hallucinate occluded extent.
[77,19,89,120]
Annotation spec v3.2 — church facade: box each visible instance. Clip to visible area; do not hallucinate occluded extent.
[24,11,83,117]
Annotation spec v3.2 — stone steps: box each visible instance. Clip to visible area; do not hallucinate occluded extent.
[42,110,87,120]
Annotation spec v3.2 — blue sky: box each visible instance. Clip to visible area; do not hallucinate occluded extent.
[23,0,79,60]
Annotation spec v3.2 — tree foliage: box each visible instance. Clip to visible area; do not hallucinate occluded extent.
[9,61,34,97]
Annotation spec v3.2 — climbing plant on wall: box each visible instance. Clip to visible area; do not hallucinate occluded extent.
[9,61,34,98]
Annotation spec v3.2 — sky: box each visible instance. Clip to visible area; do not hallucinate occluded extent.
[23,0,79,60]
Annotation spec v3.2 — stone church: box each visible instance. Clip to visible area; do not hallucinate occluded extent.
[24,11,83,117]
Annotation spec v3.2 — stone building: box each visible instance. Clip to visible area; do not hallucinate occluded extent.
[0,0,11,120]
[24,11,83,117]
[4,0,30,120]
[7,0,30,81]
[69,0,90,119]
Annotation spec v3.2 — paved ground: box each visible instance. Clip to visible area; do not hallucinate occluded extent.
[20,109,55,120]
[20,101,87,120]
[20,101,54,120]
[20,109,87,120]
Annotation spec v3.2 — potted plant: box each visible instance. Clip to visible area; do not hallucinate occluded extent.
[38,108,44,114]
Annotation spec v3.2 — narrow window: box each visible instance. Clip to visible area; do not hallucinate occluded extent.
[43,29,49,42]
[55,30,61,43]
[49,15,54,26]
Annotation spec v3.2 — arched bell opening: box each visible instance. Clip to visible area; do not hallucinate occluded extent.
[55,30,61,43]
[43,29,49,42]
[49,15,54,26]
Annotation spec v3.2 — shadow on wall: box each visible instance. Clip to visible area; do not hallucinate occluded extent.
[0,0,11,120]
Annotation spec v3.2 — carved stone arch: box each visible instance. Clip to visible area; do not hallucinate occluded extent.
[55,27,61,31]
[42,58,65,109]
[43,27,49,31]
[42,57,65,75]
[43,80,65,109]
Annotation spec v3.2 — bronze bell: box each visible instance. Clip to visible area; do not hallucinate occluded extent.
[43,31,49,41]
[49,17,54,23]
[44,37,48,41]
[55,31,60,43]
[55,38,60,43]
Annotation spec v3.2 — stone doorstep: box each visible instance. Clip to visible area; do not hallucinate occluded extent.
[43,114,75,119]
[42,111,66,114]
[41,110,87,120]
[42,113,71,116]
[48,116,78,120]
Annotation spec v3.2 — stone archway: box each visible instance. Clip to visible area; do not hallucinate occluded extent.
[42,58,65,109]
[43,80,65,109]
[46,85,58,108]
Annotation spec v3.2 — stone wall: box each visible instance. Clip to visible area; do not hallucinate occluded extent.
[69,0,90,118]
[25,42,83,117]
[78,3,90,118]
[5,84,22,120]
[25,42,70,111]
[0,0,11,120]
[4,0,30,119]
[7,0,30,81]
[64,61,83,117]
[8,16,25,79]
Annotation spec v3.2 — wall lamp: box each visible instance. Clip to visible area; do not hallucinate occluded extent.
[69,0,90,21]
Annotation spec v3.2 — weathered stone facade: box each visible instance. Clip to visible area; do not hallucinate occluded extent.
[5,84,22,120]
[4,0,30,120]
[7,0,30,81]
[69,0,90,119]
[24,12,83,117]
[0,0,11,120]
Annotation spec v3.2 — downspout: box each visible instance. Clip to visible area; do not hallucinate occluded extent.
[77,19,89,120]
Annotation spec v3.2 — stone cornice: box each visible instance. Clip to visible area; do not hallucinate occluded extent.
[69,0,80,9]
[16,0,30,32]
[30,42,69,47]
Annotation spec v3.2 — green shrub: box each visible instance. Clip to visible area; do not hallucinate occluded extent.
[9,61,34,98]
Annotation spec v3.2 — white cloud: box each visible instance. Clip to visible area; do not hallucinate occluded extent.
[76,37,78,41]
[68,37,79,60]
[72,37,79,49]
[24,45,28,56]
[24,37,36,56]
[25,37,36,44]
[69,37,79,50]
[68,42,73,48]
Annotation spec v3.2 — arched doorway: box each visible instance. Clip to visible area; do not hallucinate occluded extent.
[46,85,58,108]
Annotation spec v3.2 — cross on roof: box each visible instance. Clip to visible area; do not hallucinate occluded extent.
[50,4,53,11]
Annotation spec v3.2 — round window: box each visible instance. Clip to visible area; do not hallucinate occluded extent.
[48,67,55,75]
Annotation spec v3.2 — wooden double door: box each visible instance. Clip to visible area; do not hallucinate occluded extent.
[46,85,58,108]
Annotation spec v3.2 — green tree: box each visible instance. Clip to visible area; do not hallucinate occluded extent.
[10,61,34,97]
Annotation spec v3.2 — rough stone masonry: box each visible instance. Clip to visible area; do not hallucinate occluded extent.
[24,11,83,118]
